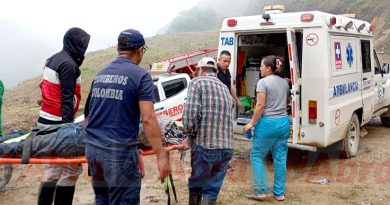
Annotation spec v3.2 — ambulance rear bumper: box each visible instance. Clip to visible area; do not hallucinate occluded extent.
[287,143,317,152]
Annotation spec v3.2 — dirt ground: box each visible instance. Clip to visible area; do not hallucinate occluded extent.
[0,118,389,205]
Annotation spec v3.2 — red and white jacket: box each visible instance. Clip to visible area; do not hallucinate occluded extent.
[39,66,81,123]
[38,27,90,124]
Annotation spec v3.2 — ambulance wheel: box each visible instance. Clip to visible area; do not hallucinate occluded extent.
[380,116,390,127]
[0,165,12,190]
[341,113,360,158]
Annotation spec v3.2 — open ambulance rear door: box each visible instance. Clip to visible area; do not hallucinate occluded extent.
[287,28,301,144]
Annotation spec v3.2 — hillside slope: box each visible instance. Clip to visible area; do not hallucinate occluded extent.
[3,0,390,131]
[185,0,390,61]
[2,30,219,132]
[244,0,390,60]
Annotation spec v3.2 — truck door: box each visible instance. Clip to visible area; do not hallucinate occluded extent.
[287,28,301,144]
[373,49,386,107]
[159,77,188,121]
[153,82,165,111]
[360,39,375,122]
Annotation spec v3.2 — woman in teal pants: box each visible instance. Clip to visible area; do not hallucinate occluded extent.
[244,55,290,201]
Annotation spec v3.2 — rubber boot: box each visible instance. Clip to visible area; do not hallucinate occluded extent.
[189,192,202,205]
[53,186,75,205]
[37,182,56,205]
[201,197,217,205]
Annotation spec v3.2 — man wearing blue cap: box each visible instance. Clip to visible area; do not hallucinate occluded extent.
[84,29,171,204]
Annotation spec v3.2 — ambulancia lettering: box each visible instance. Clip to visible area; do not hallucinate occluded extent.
[333,81,358,97]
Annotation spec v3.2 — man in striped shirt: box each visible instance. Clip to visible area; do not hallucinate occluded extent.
[183,57,234,205]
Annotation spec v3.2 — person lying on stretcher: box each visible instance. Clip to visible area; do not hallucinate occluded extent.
[0,123,85,158]
[0,116,187,159]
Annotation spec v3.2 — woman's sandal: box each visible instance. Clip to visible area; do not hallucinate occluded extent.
[246,192,273,201]
[274,195,285,201]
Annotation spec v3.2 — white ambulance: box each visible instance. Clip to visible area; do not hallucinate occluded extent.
[219,6,390,157]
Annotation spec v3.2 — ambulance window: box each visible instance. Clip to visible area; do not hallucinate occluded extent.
[162,78,187,98]
[374,50,381,74]
[153,85,160,103]
[361,40,371,73]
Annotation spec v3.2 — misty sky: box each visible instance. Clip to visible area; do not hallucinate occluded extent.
[0,0,201,88]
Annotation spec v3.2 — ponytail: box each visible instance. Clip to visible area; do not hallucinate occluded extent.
[262,55,284,76]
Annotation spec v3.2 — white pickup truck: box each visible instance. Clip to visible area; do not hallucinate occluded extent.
[75,73,191,147]
[151,73,190,121]
[137,73,190,146]
[75,73,190,123]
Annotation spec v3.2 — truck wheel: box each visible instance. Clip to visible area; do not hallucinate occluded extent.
[342,113,360,158]
[0,165,12,190]
[380,116,390,127]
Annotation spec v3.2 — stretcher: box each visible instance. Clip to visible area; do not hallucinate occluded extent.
[0,119,187,199]
[0,144,185,191]
[0,144,184,164]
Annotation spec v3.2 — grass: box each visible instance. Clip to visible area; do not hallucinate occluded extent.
[2,30,219,132]
[3,0,390,131]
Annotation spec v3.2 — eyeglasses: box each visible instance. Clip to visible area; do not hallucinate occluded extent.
[141,46,147,54]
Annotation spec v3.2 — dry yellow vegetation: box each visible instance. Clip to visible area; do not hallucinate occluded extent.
[2,30,219,132]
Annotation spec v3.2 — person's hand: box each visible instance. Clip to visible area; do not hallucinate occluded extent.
[36,99,43,106]
[138,150,145,179]
[181,138,191,150]
[156,150,171,180]
[243,122,254,132]
[236,100,244,108]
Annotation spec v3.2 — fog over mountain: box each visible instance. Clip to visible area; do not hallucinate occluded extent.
[0,19,57,88]
[167,0,390,62]
[0,0,200,89]
[198,0,254,16]
[2,0,389,88]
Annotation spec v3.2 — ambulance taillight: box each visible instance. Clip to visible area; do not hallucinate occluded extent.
[309,100,317,124]
[301,13,314,22]
[326,16,337,27]
[227,19,237,27]
[369,25,375,32]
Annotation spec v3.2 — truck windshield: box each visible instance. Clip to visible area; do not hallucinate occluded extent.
[153,85,160,103]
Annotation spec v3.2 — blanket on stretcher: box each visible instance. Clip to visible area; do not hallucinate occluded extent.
[0,121,186,159]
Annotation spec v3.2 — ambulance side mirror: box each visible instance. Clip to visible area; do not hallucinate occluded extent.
[382,63,389,74]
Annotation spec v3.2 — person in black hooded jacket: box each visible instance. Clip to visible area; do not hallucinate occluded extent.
[37,27,90,205]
